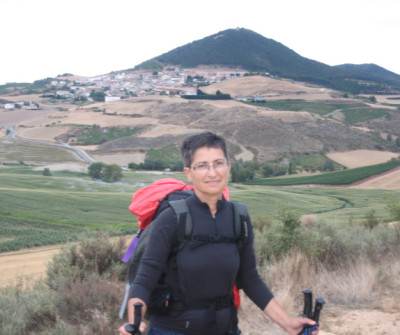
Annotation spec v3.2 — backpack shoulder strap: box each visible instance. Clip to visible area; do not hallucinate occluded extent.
[231,201,249,241]
[169,199,192,242]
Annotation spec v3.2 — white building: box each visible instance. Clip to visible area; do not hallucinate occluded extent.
[105,96,121,102]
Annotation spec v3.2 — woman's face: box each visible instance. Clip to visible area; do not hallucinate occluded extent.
[184,147,230,200]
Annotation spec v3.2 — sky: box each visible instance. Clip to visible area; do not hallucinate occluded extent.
[1,0,399,85]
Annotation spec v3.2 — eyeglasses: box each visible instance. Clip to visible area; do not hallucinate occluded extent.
[191,159,229,172]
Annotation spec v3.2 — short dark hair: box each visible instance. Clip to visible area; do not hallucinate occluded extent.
[181,131,229,168]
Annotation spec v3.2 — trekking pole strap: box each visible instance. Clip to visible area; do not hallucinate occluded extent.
[119,282,132,319]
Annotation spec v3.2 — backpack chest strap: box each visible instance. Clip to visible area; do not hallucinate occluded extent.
[190,234,237,243]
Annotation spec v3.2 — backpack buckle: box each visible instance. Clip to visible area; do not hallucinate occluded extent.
[210,235,221,242]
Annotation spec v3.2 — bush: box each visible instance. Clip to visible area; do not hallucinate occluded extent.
[43,168,52,176]
[46,232,127,290]
[0,283,60,334]
[253,208,400,270]
[384,193,400,221]
[88,162,123,182]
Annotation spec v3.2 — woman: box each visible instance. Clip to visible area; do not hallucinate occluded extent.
[119,131,320,335]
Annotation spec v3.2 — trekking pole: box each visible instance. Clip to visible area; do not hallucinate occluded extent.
[299,290,326,335]
[312,298,326,327]
[301,289,313,319]
[124,302,143,334]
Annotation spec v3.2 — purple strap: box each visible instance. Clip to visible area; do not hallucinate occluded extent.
[122,235,139,262]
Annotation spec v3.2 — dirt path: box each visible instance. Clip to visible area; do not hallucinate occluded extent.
[0,245,61,287]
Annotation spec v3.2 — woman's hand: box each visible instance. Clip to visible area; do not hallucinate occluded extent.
[284,317,321,335]
[264,298,321,335]
[118,321,147,334]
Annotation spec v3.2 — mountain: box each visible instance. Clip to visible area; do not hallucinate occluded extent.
[335,63,400,88]
[138,28,400,94]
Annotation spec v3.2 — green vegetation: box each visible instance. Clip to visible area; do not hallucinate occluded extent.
[76,126,141,144]
[246,159,400,186]
[182,89,231,100]
[0,138,83,164]
[88,162,123,182]
[90,90,105,102]
[1,164,400,254]
[1,192,400,333]
[0,233,127,334]
[340,106,391,123]
[0,82,30,95]
[1,164,400,333]
[0,215,86,252]
[129,144,184,171]
[134,58,164,70]
[290,154,343,172]
[384,193,400,221]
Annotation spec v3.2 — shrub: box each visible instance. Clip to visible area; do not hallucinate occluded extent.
[46,232,127,290]
[384,193,400,221]
[252,209,400,270]
[362,209,379,229]
[88,162,123,182]
[43,168,52,176]
[0,283,59,334]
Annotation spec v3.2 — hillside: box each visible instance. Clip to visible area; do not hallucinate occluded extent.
[149,28,400,94]
[1,74,400,168]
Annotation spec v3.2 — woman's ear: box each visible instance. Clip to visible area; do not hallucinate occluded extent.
[184,167,192,182]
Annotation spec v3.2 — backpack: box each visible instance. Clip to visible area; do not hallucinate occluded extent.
[119,178,249,319]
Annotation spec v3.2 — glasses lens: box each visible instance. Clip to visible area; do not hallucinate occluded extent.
[214,160,227,169]
[192,160,227,172]
[193,162,209,171]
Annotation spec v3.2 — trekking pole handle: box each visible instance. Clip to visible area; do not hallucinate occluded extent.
[313,297,326,324]
[124,302,143,334]
[301,289,313,319]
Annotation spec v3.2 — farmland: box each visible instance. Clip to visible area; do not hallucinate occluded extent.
[1,165,399,254]
[245,159,400,186]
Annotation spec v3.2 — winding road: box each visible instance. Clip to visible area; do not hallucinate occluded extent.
[5,125,96,163]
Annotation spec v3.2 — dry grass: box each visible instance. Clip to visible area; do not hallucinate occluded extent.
[238,252,400,335]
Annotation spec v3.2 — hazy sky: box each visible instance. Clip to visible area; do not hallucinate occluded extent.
[1,0,399,85]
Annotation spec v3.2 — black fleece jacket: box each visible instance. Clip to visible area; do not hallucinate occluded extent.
[130,194,273,334]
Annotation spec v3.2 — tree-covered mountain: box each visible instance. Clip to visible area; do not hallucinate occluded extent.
[335,63,400,88]
[141,28,400,94]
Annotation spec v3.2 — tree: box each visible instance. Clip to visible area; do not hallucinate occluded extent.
[288,161,297,175]
[231,160,256,183]
[277,206,301,254]
[323,159,334,171]
[88,162,105,179]
[101,164,123,183]
[88,162,123,182]
[43,168,52,176]
[384,193,400,221]
[90,90,105,102]
[363,209,379,229]
[262,163,274,177]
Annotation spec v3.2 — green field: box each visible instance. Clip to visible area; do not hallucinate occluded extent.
[0,138,83,163]
[1,165,399,252]
[246,159,400,186]
[76,126,141,143]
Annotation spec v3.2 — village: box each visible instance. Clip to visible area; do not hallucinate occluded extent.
[1,67,260,109]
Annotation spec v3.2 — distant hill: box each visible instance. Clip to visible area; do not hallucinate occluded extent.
[335,63,400,88]
[137,28,400,94]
